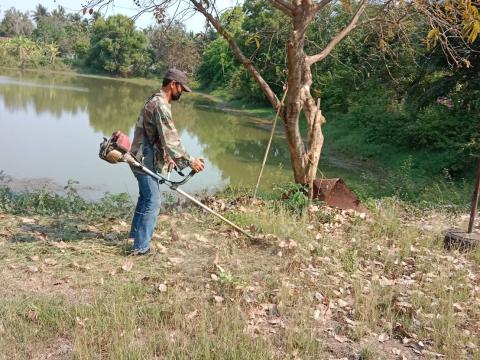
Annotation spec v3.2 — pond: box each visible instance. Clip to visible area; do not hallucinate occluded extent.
[0,68,367,200]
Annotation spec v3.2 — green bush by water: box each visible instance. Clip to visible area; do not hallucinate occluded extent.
[0,182,133,219]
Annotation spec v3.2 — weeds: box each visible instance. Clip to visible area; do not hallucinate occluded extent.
[0,185,133,219]
[0,185,479,359]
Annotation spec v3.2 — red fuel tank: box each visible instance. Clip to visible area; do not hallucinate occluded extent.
[111,131,131,153]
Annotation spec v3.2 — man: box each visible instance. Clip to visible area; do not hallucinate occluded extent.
[128,69,205,255]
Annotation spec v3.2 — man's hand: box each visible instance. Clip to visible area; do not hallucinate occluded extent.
[191,157,205,172]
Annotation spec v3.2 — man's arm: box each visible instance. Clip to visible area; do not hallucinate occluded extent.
[153,105,193,170]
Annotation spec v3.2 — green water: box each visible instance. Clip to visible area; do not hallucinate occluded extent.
[0,68,368,200]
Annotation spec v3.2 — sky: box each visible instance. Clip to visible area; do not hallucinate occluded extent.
[0,0,235,32]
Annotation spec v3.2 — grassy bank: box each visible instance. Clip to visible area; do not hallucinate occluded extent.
[191,88,477,207]
[0,186,479,359]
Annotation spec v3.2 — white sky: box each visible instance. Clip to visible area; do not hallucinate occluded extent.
[0,0,238,32]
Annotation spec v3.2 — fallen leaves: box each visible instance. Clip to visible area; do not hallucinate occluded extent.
[154,242,167,253]
[170,227,180,242]
[213,295,224,304]
[44,258,58,266]
[378,332,389,342]
[278,238,298,250]
[2,194,480,360]
[167,257,183,265]
[185,309,198,321]
[26,309,39,323]
[121,259,134,272]
[333,333,349,343]
[26,265,39,273]
[70,262,91,272]
[21,217,36,224]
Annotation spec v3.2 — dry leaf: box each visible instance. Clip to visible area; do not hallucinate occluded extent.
[26,309,39,322]
[52,241,67,249]
[170,228,180,242]
[453,303,464,312]
[70,262,90,272]
[155,242,167,253]
[192,233,209,243]
[158,214,170,222]
[44,258,57,266]
[391,348,401,355]
[121,260,134,272]
[278,239,297,250]
[378,333,389,342]
[168,257,183,265]
[214,295,224,303]
[422,350,445,358]
[185,309,198,320]
[334,334,348,343]
[75,316,86,327]
[314,292,324,302]
[27,266,39,273]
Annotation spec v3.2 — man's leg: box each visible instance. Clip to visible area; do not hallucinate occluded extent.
[130,172,161,253]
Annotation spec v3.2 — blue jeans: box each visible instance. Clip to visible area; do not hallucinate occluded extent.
[129,141,161,253]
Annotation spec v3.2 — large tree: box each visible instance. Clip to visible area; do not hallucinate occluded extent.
[88,14,152,76]
[0,8,33,37]
[146,21,201,74]
[83,0,479,195]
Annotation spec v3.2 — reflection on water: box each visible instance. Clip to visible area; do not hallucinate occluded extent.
[0,69,297,199]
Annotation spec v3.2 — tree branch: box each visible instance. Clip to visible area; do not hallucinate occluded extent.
[189,0,280,110]
[268,0,294,17]
[306,0,368,65]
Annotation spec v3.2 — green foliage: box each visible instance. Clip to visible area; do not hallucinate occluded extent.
[29,5,90,59]
[146,21,200,75]
[0,8,33,37]
[196,2,288,103]
[0,185,133,219]
[88,15,152,76]
[0,37,63,69]
[272,183,309,214]
[197,38,237,90]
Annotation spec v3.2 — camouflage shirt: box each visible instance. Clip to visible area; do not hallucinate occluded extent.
[130,90,193,174]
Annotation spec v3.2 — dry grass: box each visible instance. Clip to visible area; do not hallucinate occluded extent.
[0,195,479,359]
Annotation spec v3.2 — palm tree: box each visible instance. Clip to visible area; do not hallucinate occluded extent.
[32,4,49,23]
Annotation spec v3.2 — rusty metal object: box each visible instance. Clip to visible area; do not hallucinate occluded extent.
[312,178,368,214]
[444,157,480,251]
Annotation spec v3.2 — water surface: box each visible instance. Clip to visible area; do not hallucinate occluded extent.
[0,69,365,200]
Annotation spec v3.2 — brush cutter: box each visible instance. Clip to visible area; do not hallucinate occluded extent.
[99,131,253,239]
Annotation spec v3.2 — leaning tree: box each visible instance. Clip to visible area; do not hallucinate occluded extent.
[84,0,479,196]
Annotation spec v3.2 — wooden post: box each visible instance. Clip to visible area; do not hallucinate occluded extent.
[468,158,480,233]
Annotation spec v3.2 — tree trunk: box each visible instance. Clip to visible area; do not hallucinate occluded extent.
[283,10,325,197]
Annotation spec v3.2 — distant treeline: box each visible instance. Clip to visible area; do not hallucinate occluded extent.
[1,2,479,176]
[0,4,206,77]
